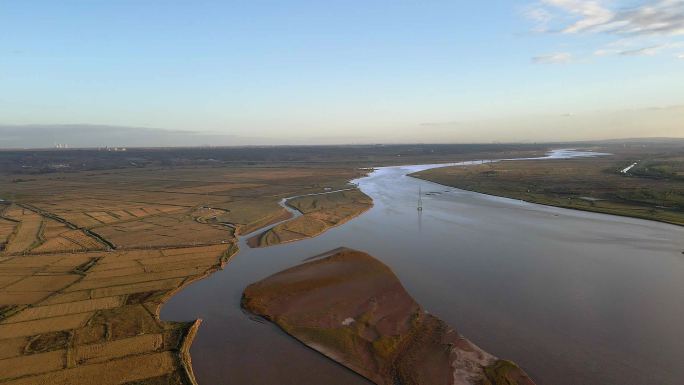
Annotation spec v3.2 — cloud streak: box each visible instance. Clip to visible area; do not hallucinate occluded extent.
[594,40,684,56]
[538,0,684,36]
[532,52,573,63]
[527,1,684,60]
[542,0,614,34]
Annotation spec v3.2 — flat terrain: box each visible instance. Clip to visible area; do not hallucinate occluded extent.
[0,144,551,384]
[0,144,549,175]
[248,189,373,247]
[0,244,232,385]
[0,157,369,384]
[412,144,684,226]
[3,142,677,384]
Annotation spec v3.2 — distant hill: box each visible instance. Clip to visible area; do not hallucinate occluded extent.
[0,124,279,149]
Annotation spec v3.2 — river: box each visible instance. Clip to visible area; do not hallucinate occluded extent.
[161,150,684,385]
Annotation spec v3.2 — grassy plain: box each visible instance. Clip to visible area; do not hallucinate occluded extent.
[0,144,549,174]
[412,143,684,226]
[248,189,373,247]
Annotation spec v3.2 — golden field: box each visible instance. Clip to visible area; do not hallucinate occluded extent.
[0,162,367,384]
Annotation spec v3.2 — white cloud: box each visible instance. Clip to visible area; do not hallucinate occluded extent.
[537,0,684,36]
[527,1,684,60]
[678,53,684,58]
[619,45,663,55]
[594,40,684,56]
[613,0,684,36]
[533,52,573,63]
[541,0,615,33]
[524,6,555,31]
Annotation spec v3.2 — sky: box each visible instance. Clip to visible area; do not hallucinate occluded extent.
[1,0,683,147]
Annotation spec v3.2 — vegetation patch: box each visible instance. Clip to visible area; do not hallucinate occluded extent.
[412,149,684,226]
[249,189,373,247]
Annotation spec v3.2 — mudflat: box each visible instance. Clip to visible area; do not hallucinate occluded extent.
[242,248,535,385]
[248,189,373,247]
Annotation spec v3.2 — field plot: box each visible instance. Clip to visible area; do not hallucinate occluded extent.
[95,213,234,248]
[2,206,43,254]
[0,205,106,256]
[0,244,233,385]
[33,199,186,229]
[32,218,105,254]
[167,182,265,195]
[0,218,17,252]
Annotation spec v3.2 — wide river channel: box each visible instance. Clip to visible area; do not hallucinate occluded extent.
[162,150,684,385]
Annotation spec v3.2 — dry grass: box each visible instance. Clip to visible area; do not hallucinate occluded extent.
[0,162,368,384]
[94,213,233,249]
[0,165,364,251]
[0,244,232,384]
[0,217,17,250]
[3,207,43,254]
[249,189,373,247]
[412,155,684,226]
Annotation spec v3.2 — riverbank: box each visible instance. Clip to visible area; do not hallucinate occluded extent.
[247,189,373,248]
[411,155,684,227]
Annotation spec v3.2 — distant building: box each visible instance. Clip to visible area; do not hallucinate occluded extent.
[100,147,128,152]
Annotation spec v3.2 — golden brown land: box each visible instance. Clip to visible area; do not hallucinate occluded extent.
[248,189,373,247]
[4,142,669,384]
[243,248,535,385]
[2,145,547,384]
[412,151,684,226]
[0,162,367,384]
[0,244,233,385]
[0,144,562,384]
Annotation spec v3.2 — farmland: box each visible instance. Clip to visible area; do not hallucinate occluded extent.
[0,152,372,384]
[0,244,233,385]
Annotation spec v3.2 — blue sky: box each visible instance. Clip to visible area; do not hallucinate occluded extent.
[1,1,682,144]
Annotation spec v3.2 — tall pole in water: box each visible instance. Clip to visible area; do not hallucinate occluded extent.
[417,185,423,211]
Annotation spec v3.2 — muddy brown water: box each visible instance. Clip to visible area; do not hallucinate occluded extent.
[161,150,684,385]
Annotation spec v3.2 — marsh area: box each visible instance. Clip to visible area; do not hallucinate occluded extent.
[162,150,684,385]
